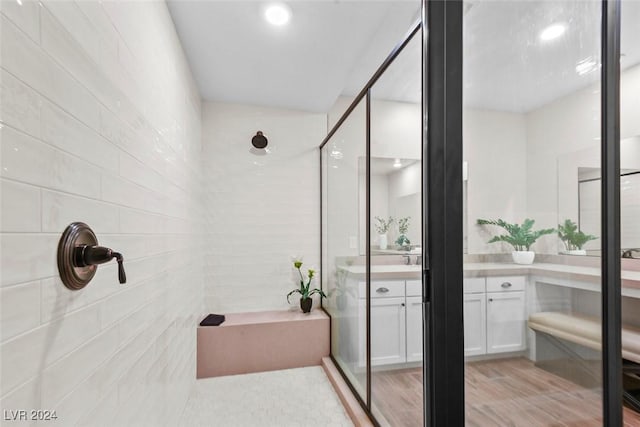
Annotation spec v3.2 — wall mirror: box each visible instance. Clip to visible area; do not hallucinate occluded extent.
[558,136,640,256]
[358,157,421,255]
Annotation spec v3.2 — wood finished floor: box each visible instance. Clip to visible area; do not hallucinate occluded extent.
[369,357,640,427]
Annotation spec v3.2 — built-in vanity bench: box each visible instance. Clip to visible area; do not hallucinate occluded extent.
[528,311,640,363]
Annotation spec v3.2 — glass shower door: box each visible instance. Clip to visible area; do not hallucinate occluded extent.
[320,13,424,426]
[369,31,423,427]
[462,1,606,424]
[322,99,368,402]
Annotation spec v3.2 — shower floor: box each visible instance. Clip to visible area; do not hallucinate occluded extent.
[179,366,353,427]
[368,357,640,427]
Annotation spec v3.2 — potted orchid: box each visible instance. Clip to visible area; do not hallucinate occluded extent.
[287,258,326,313]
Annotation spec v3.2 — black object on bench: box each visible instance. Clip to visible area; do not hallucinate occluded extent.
[200,314,226,326]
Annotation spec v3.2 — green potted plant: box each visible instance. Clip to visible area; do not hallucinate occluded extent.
[287,258,326,313]
[374,216,394,250]
[557,219,597,255]
[395,217,411,250]
[477,218,555,264]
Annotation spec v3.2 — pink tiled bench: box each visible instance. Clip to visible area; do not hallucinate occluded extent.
[197,309,330,378]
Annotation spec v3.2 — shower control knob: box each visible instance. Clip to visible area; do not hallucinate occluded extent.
[74,245,126,284]
[57,222,127,290]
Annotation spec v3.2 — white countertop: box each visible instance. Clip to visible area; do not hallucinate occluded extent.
[339,262,640,288]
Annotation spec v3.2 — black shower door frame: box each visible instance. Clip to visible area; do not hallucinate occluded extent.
[426,0,622,426]
[319,0,622,425]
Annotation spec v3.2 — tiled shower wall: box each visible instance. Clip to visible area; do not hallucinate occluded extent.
[0,1,203,426]
[202,102,325,313]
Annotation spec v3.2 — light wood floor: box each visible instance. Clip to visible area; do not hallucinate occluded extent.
[368,357,640,427]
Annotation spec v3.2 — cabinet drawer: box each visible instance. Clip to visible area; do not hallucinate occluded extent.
[359,280,405,299]
[486,276,525,293]
[406,280,422,297]
[464,277,485,294]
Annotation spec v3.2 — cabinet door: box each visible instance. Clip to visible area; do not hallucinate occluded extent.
[406,296,423,362]
[464,293,486,356]
[360,297,406,366]
[486,291,526,354]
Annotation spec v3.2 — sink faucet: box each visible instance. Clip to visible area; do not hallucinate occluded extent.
[402,255,412,265]
[622,249,640,259]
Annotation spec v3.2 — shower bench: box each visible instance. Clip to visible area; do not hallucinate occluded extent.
[197,309,329,378]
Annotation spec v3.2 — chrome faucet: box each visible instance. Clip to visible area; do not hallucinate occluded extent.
[402,255,412,265]
[622,249,640,259]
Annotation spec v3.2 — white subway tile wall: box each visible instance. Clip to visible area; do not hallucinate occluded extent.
[202,102,324,313]
[0,1,204,426]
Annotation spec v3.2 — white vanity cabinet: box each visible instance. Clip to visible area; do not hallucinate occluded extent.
[358,280,406,366]
[406,280,423,362]
[464,276,526,357]
[486,276,526,353]
[463,278,487,356]
[357,279,423,366]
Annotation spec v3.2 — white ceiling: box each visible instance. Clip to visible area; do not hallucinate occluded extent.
[463,0,640,112]
[168,0,640,114]
[167,0,420,113]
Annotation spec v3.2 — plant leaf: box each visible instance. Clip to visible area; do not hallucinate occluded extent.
[478,218,556,251]
[309,288,327,299]
[286,289,301,304]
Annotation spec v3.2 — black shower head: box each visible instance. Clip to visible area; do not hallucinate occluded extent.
[251,131,268,149]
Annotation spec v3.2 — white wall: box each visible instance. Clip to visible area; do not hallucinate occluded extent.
[327,96,422,257]
[201,102,325,313]
[465,64,640,255]
[0,1,203,426]
[526,63,640,253]
[388,162,421,245]
[360,173,389,250]
[325,97,367,260]
[464,109,529,254]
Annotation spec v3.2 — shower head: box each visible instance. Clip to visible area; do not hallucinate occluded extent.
[251,131,268,149]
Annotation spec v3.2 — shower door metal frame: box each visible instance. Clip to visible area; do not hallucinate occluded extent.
[434,0,623,425]
[601,0,622,424]
[422,0,465,425]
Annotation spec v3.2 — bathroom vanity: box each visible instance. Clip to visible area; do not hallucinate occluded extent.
[336,258,640,368]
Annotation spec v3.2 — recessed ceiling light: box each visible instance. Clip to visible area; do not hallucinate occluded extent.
[539,23,566,41]
[393,158,402,168]
[264,3,292,26]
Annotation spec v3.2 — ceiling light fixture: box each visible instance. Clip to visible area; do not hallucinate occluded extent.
[539,23,566,42]
[393,158,402,168]
[264,3,292,26]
